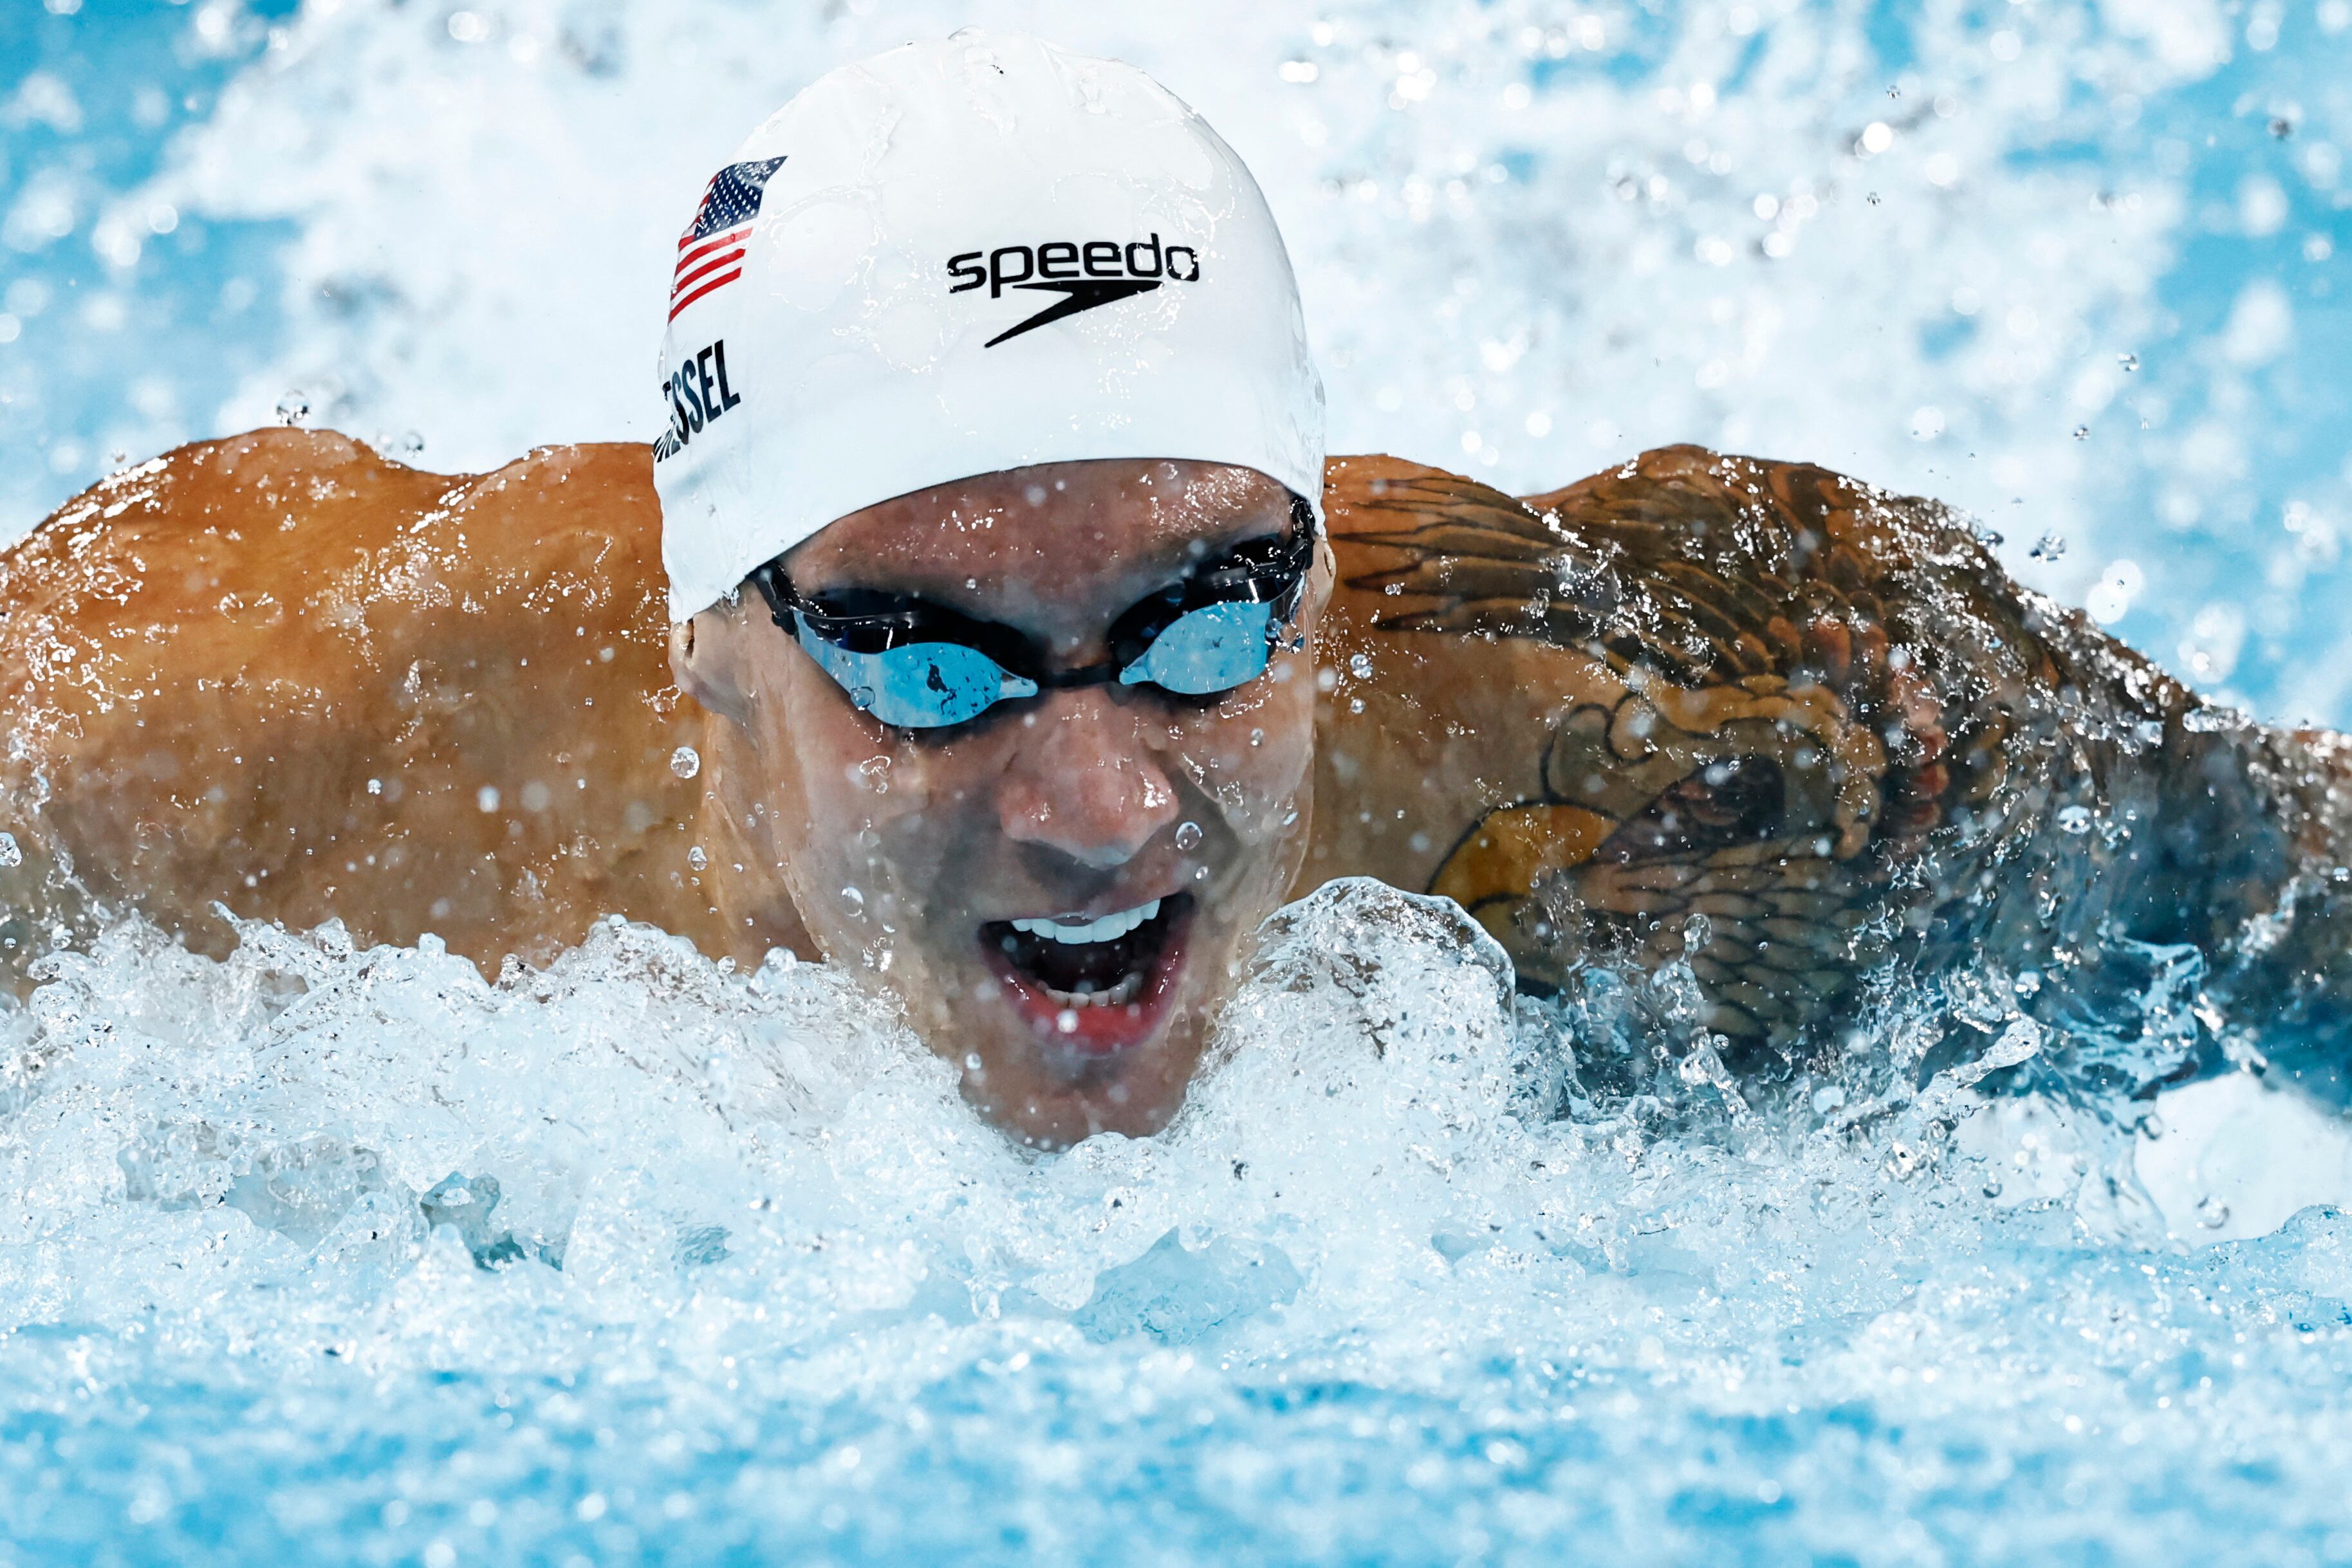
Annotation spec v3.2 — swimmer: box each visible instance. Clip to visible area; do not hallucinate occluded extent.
[5,35,2347,1144]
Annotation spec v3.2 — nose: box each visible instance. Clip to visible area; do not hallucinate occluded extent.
[996,690,1181,869]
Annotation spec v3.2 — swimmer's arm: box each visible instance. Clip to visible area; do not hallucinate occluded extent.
[1302,448,2352,1063]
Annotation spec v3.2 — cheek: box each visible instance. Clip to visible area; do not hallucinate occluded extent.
[763,674,925,831]
[758,670,1010,886]
[1187,661,1319,844]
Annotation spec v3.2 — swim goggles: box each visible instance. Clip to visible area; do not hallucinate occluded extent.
[748,495,1317,732]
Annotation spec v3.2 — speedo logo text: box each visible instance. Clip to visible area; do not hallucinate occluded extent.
[945,234,1200,347]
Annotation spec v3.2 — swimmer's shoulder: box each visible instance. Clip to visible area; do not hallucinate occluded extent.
[0,431,719,977]
[0,430,663,631]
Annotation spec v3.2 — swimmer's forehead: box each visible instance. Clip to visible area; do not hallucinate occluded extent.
[784,459,1295,604]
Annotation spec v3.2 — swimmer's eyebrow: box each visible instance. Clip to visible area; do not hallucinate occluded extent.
[790,529,1297,623]
[784,493,1310,613]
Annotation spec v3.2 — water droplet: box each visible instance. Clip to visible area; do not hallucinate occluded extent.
[963,1053,983,1073]
[849,686,876,712]
[0,832,20,869]
[1681,912,1713,952]
[1248,727,1264,747]
[687,846,708,871]
[2196,1195,2230,1229]
[1055,1008,1080,1034]
[107,448,128,468]
[1811,1085,1846,1115]
[475,786,500,813]
[1173,820,1203,851]
[2117,353,2140,372]
[275,392,311,427]
[392,430,424,458]
[1982,1179,2003,1199]
[1347,652,1373,680]
[669,745,701,779]
[366,777,383,796]
[840,885,866,912]
[2030,531,2067,561]
[2056,804,2093,835]
[2138,1112,2164,1141]
[2072,425,2090,441]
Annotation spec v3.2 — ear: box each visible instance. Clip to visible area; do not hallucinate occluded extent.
[669,611,753,728]
[1307,535,1338,621]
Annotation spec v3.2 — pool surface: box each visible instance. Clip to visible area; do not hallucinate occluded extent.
[3,2,2351,1563]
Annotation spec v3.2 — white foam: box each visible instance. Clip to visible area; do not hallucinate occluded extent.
[3,879,2350,1554]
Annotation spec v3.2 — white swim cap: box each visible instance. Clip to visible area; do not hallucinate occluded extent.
[652,32,1326,621]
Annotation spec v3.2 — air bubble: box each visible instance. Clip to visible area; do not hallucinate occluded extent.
[1174,821,1204,851]
[2030,531,2066,561]
[687,847,708,871]
[670,746,701,779]
[2056,804,2093,835]
[275,392,311,427]
[1348,652,1373,680]
[2196,1196,2230,1229]
[0,832,20,869]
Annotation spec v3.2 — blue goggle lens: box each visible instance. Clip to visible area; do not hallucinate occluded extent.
[796,596,1279,730]
[795,622,1040,730]
[1117,598,1278,696]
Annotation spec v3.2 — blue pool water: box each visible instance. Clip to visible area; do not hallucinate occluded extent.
[3,3,2351,1563]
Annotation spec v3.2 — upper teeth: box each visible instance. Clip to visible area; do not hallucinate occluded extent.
[1010,899,1162,945]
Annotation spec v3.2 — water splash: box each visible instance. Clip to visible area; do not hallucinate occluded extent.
[0,883,2347,1558]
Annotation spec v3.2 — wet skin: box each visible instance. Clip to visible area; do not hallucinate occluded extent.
[6,432,2351,1142]
[669,461,1329,1144]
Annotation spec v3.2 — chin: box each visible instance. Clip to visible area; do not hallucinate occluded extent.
[909,894,1253,1147]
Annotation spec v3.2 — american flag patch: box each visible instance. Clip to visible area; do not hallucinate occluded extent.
[669,156,786,322]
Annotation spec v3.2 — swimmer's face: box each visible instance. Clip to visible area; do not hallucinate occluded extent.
[676,460,1329,1147]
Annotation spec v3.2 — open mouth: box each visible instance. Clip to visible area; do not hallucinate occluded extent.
[979,893,1193,1055]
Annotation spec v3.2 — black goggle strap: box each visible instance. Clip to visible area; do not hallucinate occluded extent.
[750,492,1319,688]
